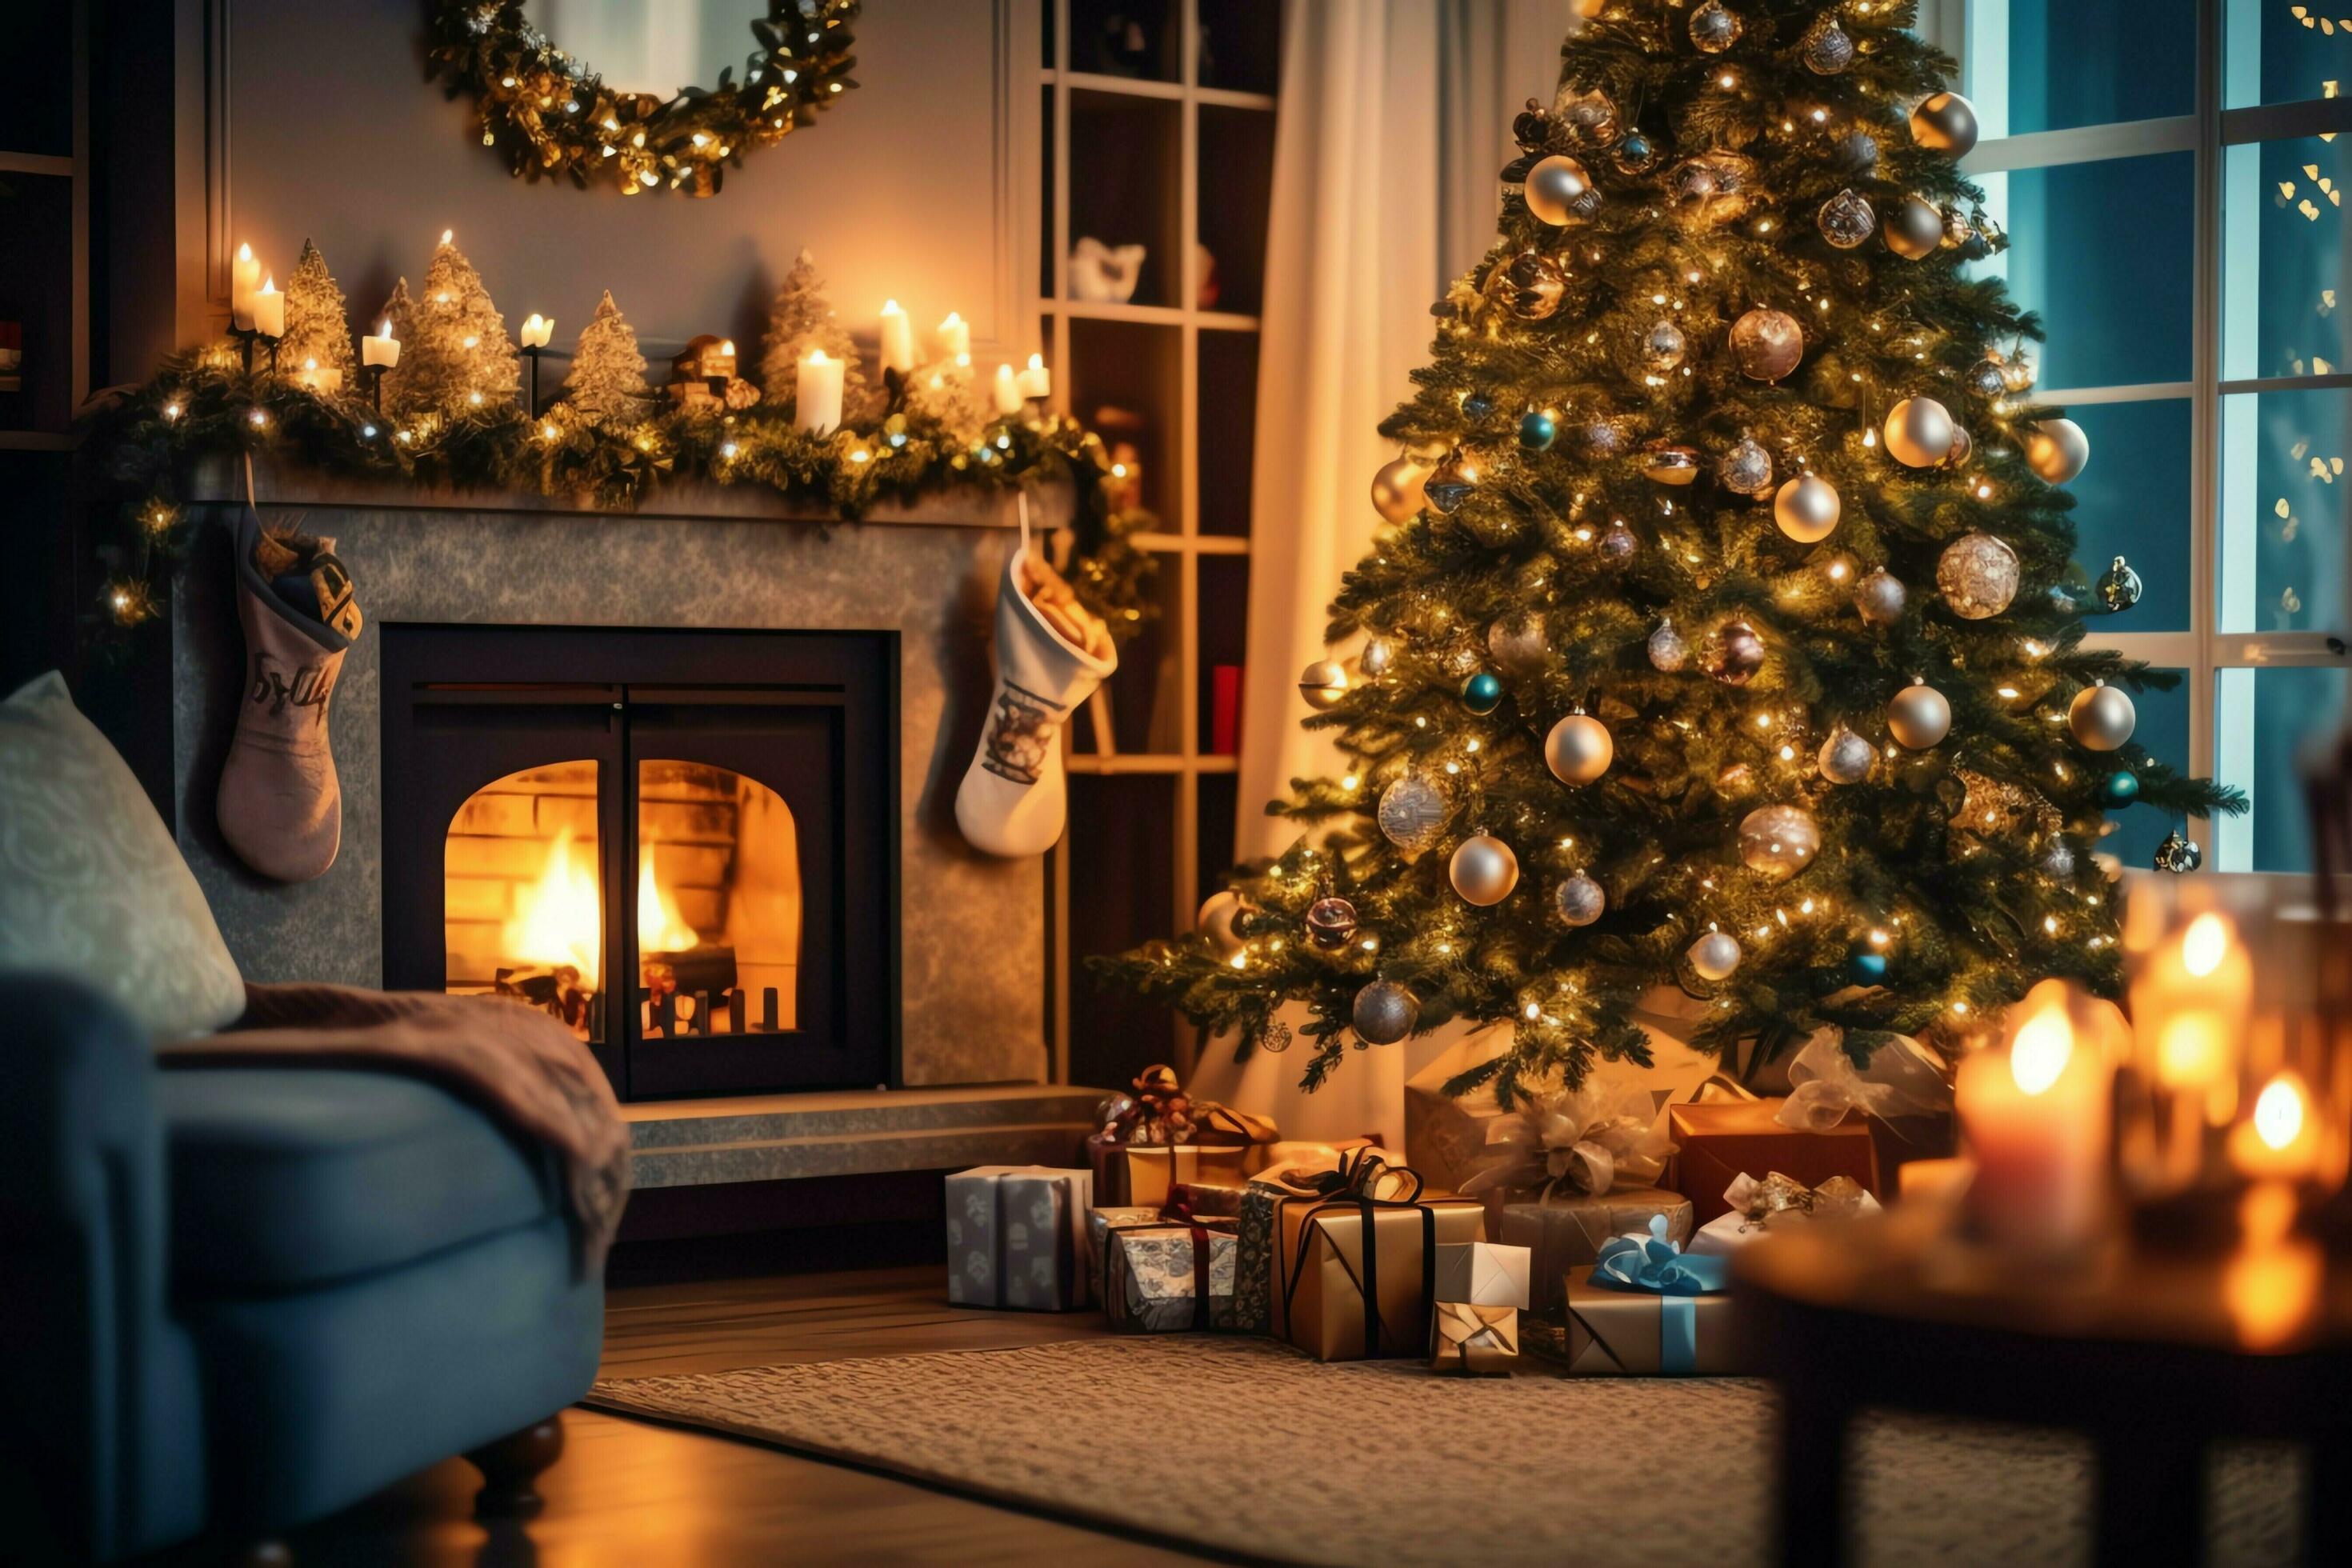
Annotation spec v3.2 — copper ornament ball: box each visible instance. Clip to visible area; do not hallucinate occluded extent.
[1353,980,1419,1046]
[1306,894,1360,949]
[1910,91,1981,158]
[1545,712,1614,784]
[1935,533,2020,620]
[1818,188,1876,250]
[1449,833,1522,906]
[1738,804,1822,882]
[1774,474,1841,542]
[1884,195,1945,261]
[1699,619,1766,686]
[1888,683,1953,749]
[1489,249,1568,319]
[1729,308,1805,382]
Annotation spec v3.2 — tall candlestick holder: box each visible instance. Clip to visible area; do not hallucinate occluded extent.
[230,325,260,374]
[365,364,386,415]
[523,346,542,418]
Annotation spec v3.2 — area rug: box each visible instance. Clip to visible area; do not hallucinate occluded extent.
[589,1337,2302,1566]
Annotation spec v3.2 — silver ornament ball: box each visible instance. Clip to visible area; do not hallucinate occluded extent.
[1885,195,1945,261]
[1774,474,1842,542]
[1450,833,1522,906]
[1525,155,1597,226]
[1197,890,1246,955]
[1299,658,1350,710]
[2039,837,2078,879]
[2068,683,2137,751]
[1554,874,1606,928]
[2025,418,2090,484]
[1888,683,1953,749]
[1945,425,1974,467]
[1378,774,1451,855]
[1803,18,1856,74]
[1855,568,1908,625]
[1306,894,1359,948]
[1371,454,1429,523]
[1689,931,1742,982]
[1689,1,1742,53]
[1818,188,1876,250]
[1360,635,1397,677]
[1718,438,1775,497]
[2154,830,2203,874]
[1649,619,1690,672]
[1966,357,2010,398]
[1353,980,1419,1046]
[1818,726,1875,784]
[2096,556,2143,614]
[1423,449,1482,515]
[1639,318,1689,374]
[1545,713,1614,784]
[1884,396,1955,467]
[1739,804,1822,882]
[1935,532,2021,620]
[1910,91,1981,158]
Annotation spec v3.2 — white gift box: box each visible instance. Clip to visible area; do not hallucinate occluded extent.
[1433,1240,1532,1310]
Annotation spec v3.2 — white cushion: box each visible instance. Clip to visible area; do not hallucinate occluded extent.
[0,671,244,1036]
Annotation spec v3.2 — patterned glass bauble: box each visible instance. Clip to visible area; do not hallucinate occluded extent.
[1739,804,1822,881]
[1600,520,1639,560]
[2026,418,2090,483]
[1424,449,1482,514]
[1554,86,1620,146]
[1488,610,1550,676]
[1611,130,1659,174]
[1802,18,1855,74]
[1945,425,1974,468]
[2154,830,2203,874]
[1525,155,1598,226]
[1352,980,1419,1046]
[2100,770,2141,806]
[1554,874,1606,928]
[2068,683,2137,751]
[1942,209,1973,249]
[1450,834,1522,906]
[1818,187,1876,249]
[1884,195,1945,261]
[1439,637,1484,678]
[1641,445,1702,486]
[1545,713,1614,784]
[1888,684,1953,749]
[1586,418,1626,456]
[2039,837,2078,878]
[1774,474,1842,542]
[2096,555,2143,613]
[1884,397,1955,467]
[1833,130,1880,176]
[1490,250,1567,319]
[1847,950,1890,985]
[1638,318,1689,374]
[1689,931,1742,982]
[1298,658,1350,710]
[1966,357,2010,398]
[2001,351,2038,394]
[1518,410,1558,451]
[1359,635,1397,678]
[1306,895,1359,948]
[1371,454,1430,523]
[1649,618,1690,672]
[1936,533,2020,619]
[1818,726,1874,784]
[1197,890,1246,955]
[1463,392,1497,420]
[1699,619,1766,686]
[1378,774,1450,855]
[1689,1,1743,53]
[1855,568,1908,625]
[1910,91,1981,158]
[1718,437,1774,497]
[1462,672,1505,714]
[1730,308,1805,382]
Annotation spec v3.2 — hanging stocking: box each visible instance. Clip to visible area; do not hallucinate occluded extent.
[217,500,361,882]
[955,507,1115,857]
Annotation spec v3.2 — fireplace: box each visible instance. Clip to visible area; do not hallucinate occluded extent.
[380,623,899,1100]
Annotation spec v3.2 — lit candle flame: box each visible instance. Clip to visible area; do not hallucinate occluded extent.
[2010,1002,2074,1096]
[2255,1074,2308,1152]
[2183,913,2233,978]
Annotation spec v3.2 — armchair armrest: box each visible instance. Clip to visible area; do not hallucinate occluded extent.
[0,972,205,1560]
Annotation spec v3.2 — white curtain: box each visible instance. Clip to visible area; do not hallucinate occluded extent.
[1194,0,1582,1150]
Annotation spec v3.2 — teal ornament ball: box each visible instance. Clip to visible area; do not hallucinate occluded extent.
[2100,770,2141,806]
[1462,672,1504,714]
[1519,410,1558,451]
[1847,950,1890,986]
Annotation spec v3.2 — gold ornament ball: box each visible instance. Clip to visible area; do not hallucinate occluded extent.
[1449,834,1522,906]
[1729,308,1805,383]
[2068,683,2137,751]
[1738,804,1822,882]
[1888,683,1953,749]
[1935,532,2021,620]
[1298,658,1350,710]
[1642,444,1702,486]
[1545,713,1614,784]
[1884,396,1954,467]
[1910,91,1981,158]
[1818,726,1875,784]
[1371,455,1429,523]
[1774,474,1842,542]
[1884,195,1944,261]
[1525,155,1595,226]
[2025,418,2090,484]
[1197,890,1246,956]
[1689,931,1742,982]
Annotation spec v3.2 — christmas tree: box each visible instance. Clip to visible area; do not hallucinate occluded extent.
[279,239,355,382]
[562,290,651,428]
[1101,2,2241,1102]
[758,249,867,417]
[388,230,519,416]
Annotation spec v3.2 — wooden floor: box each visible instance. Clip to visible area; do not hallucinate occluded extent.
[276,1264,1210,1566]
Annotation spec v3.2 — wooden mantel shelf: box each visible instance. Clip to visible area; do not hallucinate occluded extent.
[185,452,1076,533]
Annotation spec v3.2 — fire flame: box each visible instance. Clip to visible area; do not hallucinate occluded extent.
[638,841,699,953]
[506,828,600,986]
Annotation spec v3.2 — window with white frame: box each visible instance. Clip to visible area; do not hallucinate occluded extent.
[1947,0,2350,874]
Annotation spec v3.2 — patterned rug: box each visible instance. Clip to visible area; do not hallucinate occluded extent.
[589,1337,2302,1566]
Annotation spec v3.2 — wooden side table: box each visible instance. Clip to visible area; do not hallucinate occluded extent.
[1734,1204,2352,1566]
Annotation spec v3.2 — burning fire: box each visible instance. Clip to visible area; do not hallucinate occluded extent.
[506,828,601,987]
[638,840,700,953]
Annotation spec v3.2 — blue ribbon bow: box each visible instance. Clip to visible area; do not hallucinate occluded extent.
[1591,1215,1729,1297]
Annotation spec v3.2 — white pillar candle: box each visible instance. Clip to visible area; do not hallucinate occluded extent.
[231,242,261,330]
[1018,351,1051,399]
[1957,979,2114,1253]
[251,276,285,339]
[935,311,970,360]
[362,319,402,369]
[519,313,554,350]
[878,301,914,374]
[795,348,846,433]
[992,362,1023,415]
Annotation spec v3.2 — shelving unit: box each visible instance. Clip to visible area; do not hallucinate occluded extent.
[1038,0,1278,1087]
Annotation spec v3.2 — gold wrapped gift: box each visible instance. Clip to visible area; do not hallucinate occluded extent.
[1087,1137,1256,1207]
[1274,1193,1485,1362]
[1560,1267,1739,1376]
[1430,1301,1519,1375]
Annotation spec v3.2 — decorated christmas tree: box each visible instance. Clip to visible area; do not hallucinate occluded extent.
[562,290,652,428]
[1101,2,2241,1103]
[758,248,867,417]
[279,239,355,383]
[387,230,518,415]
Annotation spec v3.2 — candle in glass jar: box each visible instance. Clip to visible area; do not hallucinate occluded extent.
[251,276,285,339]
[935,310,970,360]
[878,300,914,374]
[231,243,262,330]
[2130,911,2254,1095]
[1956,979,2114,1252]
[795,348,845,434]
[1018,351,1051,399]
[362,319,402,369]
[992,362,1023,416]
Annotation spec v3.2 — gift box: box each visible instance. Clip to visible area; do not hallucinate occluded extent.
[1434,1242,1530,1309]
[1234,1146,1410,1334]
[1087,1202,1239,1306]
[1666,1099,1879,1224]
[1560,1266,1739,1375]
[945,1165,1092,1310]
[1497,1188,1694,1317]
[1686,1170,1881,1257]
[1103,1222,1240,1332]
[1273,1191,1486,1361]
[1403,1029,1513,1195]
[1086,1136,1255,1208]
[1430,1301,1520,1375]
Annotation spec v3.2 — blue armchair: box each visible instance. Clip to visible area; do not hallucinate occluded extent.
[0,974,606,1562]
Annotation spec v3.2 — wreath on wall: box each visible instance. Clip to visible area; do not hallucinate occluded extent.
[426,0,862,198]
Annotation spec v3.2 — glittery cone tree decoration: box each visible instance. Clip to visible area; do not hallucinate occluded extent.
[758,248,867,418]
[388,229,518,416]
[1096,0,2242,1102]
[278,239,356,386]
[562,290,652,429]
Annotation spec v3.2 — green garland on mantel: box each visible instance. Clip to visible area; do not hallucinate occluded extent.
[86,346,1156,644]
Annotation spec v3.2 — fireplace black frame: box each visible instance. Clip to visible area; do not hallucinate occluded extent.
[381,623,900,1100]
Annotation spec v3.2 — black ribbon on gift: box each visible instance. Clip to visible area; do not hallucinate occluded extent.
[1157,1189,1218,1331]
[1271,1152,1436,1358]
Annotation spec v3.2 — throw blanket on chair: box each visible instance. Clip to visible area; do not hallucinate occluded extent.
[162,982,632,1273]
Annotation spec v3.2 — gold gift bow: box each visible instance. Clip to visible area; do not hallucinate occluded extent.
[1725,1170,1870,1230]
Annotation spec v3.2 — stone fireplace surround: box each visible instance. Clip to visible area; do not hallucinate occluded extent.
[173,466,1102,1186]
